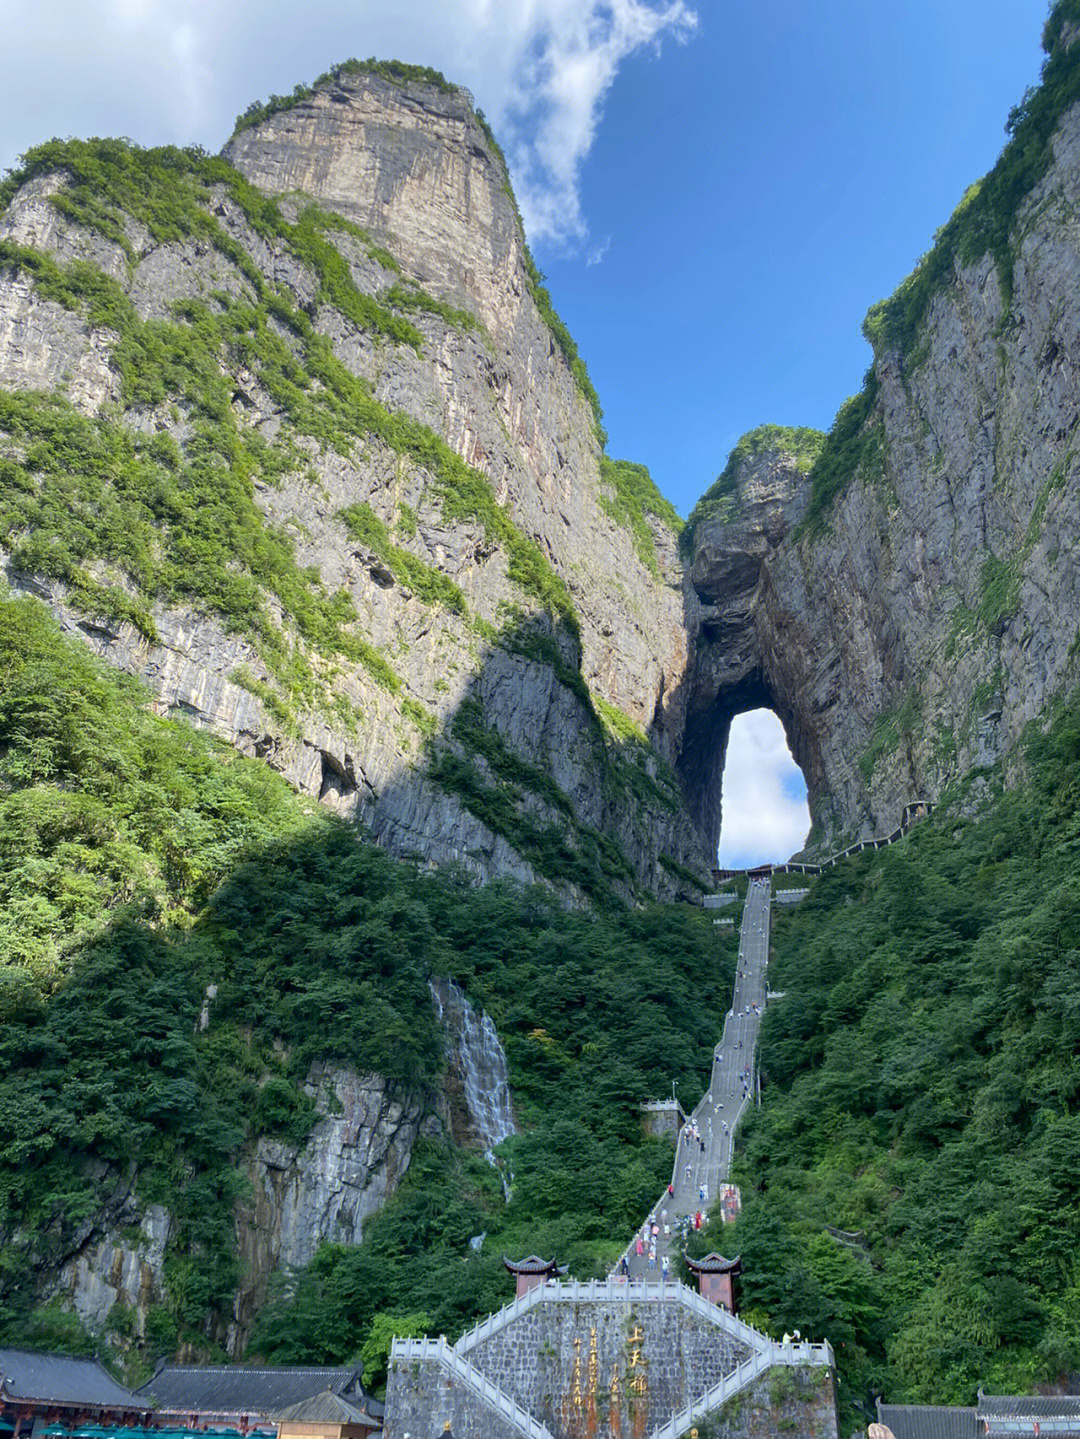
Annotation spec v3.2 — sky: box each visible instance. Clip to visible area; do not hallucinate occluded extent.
[716,712,809,869]
[0,0,1053,862]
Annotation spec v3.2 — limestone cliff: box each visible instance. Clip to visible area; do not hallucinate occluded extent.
[681,21,1080,853]
[49,1066,425,1358]
[0,64,702,903]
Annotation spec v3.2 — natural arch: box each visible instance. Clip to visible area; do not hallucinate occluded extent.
[678,662,817,862]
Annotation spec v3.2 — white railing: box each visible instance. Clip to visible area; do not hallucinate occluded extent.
[647,1340,834,1439]
[404,1292,832,1439]
[391,1335,555,1439]
[454,1281,547,1353]
[456,1277,781,1358]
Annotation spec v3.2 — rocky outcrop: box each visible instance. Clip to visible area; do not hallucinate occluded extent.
[683,97,1080,851]
[48,1064,424,1357]
[230,1064,424,1350]
[0,67,704,901]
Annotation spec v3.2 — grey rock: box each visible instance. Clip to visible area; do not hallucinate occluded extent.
[683,100,1080,852]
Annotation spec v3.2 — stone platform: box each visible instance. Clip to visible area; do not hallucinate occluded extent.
[385,1278,836,1439]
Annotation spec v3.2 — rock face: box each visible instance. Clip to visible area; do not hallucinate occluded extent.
[0,65,703,902]
[49,1064,424,1357]
[682,97,1080,852]
[230,1065,425,1350]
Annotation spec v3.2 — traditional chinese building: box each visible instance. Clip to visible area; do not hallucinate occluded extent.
[684,1253,741,1313]
[0,1349,149,1438]
[877,1391,1080,1438]
[136,1365,380,1433]
[501,1256,567,1299]
[274,1389,382,1439]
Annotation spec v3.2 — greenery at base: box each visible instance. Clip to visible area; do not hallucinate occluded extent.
[598,457,683,578]
[682,426,825,556]
[246,893,732,1363]
[0,592,312,997]
[0,592,732,1368]
[700,689,1080,1423]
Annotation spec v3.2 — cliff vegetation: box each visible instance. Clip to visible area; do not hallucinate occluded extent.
[691,685,1080,1416]
[0,592,730,1367]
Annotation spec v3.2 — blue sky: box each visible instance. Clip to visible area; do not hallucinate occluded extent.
[543,0,1050,516]
[0,0,1053,862]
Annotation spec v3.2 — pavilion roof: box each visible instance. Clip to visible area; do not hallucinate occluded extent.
[501,1255,566,1275]
[684,1252,741,1274]
[0,1350,142,1411]
[274,1390,379,1426]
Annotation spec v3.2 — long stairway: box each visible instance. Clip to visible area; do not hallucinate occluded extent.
[618,876,771,1278]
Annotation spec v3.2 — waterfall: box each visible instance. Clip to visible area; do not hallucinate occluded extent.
[430,979,516,1166]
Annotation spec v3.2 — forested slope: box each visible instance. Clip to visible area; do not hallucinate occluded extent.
[0,590,731,1373]
[705,689,1080,1420]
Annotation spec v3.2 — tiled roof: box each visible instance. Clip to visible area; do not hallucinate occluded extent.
[0,1350,141,1409]
[876,1403,978,1439]
[684,1252,741,1273]
[275,1390,377,1426]
[979,1393,1080,1420]
[501,1255,565,1274]
[138,1366,360,1418]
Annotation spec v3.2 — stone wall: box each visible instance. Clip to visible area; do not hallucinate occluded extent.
[383,1355,522,1439]
[695,1366,839,1439]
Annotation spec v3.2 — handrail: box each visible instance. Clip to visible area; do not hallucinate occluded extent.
[648,1341,834,1439]
[713,800,934,881]
[456,1276,782,1358]
[391,1336,555,1439]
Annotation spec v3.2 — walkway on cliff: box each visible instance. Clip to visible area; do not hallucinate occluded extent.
[618,877,771,1279]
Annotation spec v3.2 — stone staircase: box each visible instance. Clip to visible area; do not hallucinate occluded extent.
[443,1277,833,1437]
[648,1339,832,1439]
[390,1335,555,1439]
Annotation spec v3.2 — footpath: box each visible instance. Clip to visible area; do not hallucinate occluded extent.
[618,876,772,1279]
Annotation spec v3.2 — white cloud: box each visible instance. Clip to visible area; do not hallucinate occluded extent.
[1,0,697,248]
[586,234,612,266]
[716,709,810,868]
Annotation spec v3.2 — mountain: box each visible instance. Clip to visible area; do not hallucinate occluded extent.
[0,61,700,906]
[4,4,1080,1421]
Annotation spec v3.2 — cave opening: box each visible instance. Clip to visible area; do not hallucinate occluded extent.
[716,708,810,868]
[677,667,813,867]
